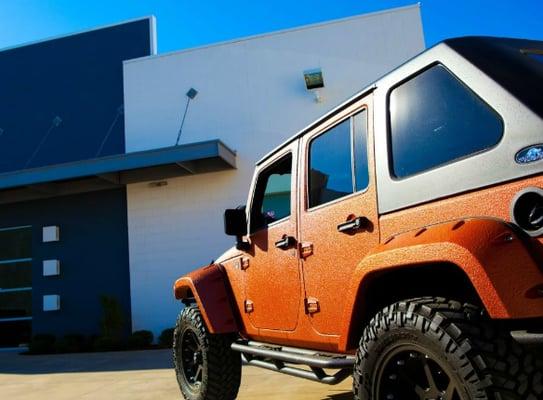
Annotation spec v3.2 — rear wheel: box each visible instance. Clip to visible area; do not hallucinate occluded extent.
[353,297,543,400]
[173,305,241,400]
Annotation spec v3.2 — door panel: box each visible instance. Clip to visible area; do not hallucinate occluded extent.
[245,145,301,331]
[299,97,378,335]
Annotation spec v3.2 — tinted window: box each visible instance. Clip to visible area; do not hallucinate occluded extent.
[0,227,31,261]
[309,119,353,208]
[0,261,32,289]
[353,110,369,192]
[0,291,32,318]
[251,155,292,232]
[389,64,503,178]
[308,111,369,208]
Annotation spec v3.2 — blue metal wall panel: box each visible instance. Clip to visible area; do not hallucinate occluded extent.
[0,19,153,173]
[0,189,131,339]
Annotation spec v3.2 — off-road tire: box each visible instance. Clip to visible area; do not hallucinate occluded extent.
[353,297,543,400]
[173,305,241,400]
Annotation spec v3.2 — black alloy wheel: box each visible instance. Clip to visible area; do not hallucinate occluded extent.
[353,297,543,400]
[173,305,242,400]
[374,343,463,400]
[180,329,204,389]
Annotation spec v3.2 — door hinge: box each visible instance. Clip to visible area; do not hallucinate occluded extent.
[244,300,254,313]
[300,242,313,259]
[305,297,319,314]
[236,257,250,270]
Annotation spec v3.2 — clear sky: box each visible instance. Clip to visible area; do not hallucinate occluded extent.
[0,0,542,53]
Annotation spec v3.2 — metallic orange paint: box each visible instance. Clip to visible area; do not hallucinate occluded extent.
[173,92,543,355]
[338,218,543,351]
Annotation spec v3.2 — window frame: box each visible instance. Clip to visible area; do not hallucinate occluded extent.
[305,107,370,212]
[0,225,33,325]
[248,152,293,234]
[386,62,505,180]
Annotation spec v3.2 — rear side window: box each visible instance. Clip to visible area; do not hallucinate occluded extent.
[389,64,503,178]
[308,110,369,208]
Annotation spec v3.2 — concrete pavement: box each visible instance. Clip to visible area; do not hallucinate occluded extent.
[0,349,353,400]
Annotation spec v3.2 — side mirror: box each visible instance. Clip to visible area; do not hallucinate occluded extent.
[224,207,250,251]
[224,207,247,236]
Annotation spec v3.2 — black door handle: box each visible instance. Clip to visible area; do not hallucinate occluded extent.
[275,235,296,249]
[337,217,369,233]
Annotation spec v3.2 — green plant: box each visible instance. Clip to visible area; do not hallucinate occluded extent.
[29,334,56,354]
[127,330,154,349]
[93,295,125,351]
[159,327,174,348]
[99,295,124,340]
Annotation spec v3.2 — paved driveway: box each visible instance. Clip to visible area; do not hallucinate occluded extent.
[0,349,353,400]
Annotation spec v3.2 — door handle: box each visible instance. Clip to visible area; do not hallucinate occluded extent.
[275,235,296,250]
[337,217,369,233]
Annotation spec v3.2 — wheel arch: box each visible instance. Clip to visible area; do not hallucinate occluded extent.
[338,218,543,351]
[342,261,482,350]
[174,263,240,334]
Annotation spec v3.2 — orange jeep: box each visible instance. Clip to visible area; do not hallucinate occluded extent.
[172,37,543,400]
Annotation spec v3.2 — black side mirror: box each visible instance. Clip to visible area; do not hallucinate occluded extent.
[224,207,247,236]
[224,206,250,251]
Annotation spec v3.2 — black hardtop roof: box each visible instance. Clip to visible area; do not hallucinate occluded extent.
[257,36,543,166]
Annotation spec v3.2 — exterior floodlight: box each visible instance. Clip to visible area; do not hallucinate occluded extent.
[186,88,198,99]
[175,87,199,145]
[303,68,324,103]
[303,68,324,90]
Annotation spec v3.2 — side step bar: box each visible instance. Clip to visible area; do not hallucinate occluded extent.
[231,341,354,385]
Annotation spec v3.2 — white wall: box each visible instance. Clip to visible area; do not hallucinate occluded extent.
[123,5,425,336]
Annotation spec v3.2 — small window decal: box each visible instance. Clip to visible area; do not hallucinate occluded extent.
[516,145,543,164]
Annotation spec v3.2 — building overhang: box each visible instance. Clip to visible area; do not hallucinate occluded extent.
[0,139,237,204]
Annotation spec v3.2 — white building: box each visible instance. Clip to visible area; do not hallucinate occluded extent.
[123,5,425,336]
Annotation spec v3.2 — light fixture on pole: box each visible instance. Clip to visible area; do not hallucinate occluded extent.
[175,88,199,145]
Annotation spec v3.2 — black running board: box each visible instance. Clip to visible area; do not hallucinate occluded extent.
[231,341,354,385]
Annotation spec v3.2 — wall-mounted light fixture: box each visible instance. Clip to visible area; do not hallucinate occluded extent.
[149,180,168,188]
[303,68,325,103]
[175,88,199,145]
[186,87,198,100]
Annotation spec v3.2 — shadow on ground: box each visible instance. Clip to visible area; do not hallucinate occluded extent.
[0,348,173,374]
[325,393,353,400]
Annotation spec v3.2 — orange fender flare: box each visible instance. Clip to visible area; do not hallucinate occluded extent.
[174,263,239,334]
[339,218,543,351]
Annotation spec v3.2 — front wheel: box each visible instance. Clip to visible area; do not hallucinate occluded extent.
[353,297,543,400]
[173,305,241,400]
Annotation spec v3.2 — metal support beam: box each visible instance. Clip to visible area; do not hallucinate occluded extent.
[25,183,58,195]
[176,160,197,174]
[97,172,121,184]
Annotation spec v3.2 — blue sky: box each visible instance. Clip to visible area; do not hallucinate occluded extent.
[0,0,542,53]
